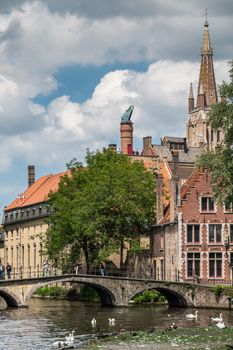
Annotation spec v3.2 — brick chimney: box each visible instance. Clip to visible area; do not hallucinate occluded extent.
[120,121,133,155]
[143,136,152,155]
[171,149,179,176]
[156,173,164,224]
[28,165,35,187]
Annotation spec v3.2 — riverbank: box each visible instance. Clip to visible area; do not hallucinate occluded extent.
[78,327,233,350]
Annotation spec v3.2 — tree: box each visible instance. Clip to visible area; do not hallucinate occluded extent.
[197,60,233,205]
[46,148,155,272]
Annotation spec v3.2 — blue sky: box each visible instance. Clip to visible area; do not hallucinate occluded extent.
[0,0,232,209]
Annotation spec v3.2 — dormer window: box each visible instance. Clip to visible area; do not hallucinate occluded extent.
[201,197,215,212]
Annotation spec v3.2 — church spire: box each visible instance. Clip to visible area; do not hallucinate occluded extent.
[197,19,218,107]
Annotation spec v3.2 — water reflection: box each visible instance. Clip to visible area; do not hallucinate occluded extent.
[0,298,232,349]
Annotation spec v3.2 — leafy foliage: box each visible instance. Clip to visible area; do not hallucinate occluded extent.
[197,60,233,204]
[45,148,155,270]
[132,290,164,304]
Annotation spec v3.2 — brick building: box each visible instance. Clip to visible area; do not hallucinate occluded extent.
[151,167,233,283]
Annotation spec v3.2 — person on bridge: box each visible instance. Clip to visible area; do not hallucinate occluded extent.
[0,262,4,280]
[99,262,106,276]
[6,263,12,279]
[43,260,50,276]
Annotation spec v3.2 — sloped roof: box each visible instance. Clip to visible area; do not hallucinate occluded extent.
[152,145,201,163]
[5,170,69,211]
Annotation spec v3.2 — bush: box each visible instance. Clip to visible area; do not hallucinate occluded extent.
[79,286,100,301]
[35,286,67,297]
[211,285,223,298]
[133,290,164,304]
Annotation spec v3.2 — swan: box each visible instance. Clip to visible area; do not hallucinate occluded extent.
[91,318,97,327]
[216,321,226,329]
[211,313,223,322]
[186,310,198,319]
[108,318,116,327]
[65,331,75,345]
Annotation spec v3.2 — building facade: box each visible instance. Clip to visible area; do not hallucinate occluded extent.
[2,167,68,278]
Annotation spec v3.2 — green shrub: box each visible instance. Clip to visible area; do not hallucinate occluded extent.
[133,290,163,304]
[35,286,66,297]
[211,285,223,297]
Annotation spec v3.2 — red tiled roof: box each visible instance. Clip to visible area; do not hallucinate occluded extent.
[5,170,69,211]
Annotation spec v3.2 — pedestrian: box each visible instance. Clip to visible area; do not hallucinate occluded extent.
[43,260,50,276]
[6,263,12,279]
[0,262,4,280]
[99,262,106,276]
[75,263,80,275]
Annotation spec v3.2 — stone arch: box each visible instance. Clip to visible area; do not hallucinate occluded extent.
[24,278,117,307]
[0,288,22,307]
[128,284,194,307]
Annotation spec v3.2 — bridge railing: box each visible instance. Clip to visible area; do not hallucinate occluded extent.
[0,265,232,286]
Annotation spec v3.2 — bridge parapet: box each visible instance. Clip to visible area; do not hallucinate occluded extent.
[0,275,232,309]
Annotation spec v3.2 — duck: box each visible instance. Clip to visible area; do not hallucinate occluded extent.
[216,321,226,329]
[91,318,97,327]
[211,313,223,322]
[108,318,116,327]
[170,322,177,329]
[186,310,198,319]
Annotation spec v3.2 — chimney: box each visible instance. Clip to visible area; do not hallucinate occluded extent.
[28,165,35,187]
[171,150,179,176]
[120,121,133,155]
[143,136,152,155]
[156,173,164,224]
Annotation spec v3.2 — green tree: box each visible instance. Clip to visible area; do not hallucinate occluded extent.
[46,148,155,272]
[197,60,233,205]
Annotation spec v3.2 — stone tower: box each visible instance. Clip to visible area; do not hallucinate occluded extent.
[120,105,134,155]
[186,20,223,149]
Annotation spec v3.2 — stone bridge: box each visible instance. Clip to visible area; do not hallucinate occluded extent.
[0,274,231,309]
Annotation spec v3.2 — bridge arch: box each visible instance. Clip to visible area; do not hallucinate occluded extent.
[24,278,117,307]
[128,284,194,307]
[0,288,23,307]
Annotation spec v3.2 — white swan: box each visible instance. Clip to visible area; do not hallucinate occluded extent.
[186,310,198,319]
[170,322,177,329]
[216,321,226,329]
[108,318,116,327]
[211,313,223,322]
[91,318,97,327]
[65,330,75,345]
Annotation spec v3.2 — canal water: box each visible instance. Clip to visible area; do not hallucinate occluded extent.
[0,298,233,349]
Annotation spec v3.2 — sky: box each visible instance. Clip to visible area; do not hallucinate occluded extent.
[0,0,232,209]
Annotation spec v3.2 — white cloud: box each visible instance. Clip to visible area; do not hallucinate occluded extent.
[0,0,231,209]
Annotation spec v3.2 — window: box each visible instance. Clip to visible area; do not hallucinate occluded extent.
[230,253,233,266]
[201,197,215,212]
[217,130,221,143]
[187,225,200,243]
[230,225,233,243]
[209,224,222,243]
[187,252,200,277]
[209,252,222,277]
[224,202,233,212]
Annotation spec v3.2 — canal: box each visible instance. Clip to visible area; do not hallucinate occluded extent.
[0,298,233,349]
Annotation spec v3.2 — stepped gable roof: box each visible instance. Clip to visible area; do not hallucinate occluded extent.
[5,170,69,211]
[158,169,201,225]
[152,145,201,163]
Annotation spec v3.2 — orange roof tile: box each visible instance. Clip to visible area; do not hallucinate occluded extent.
[5,170,69,211]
